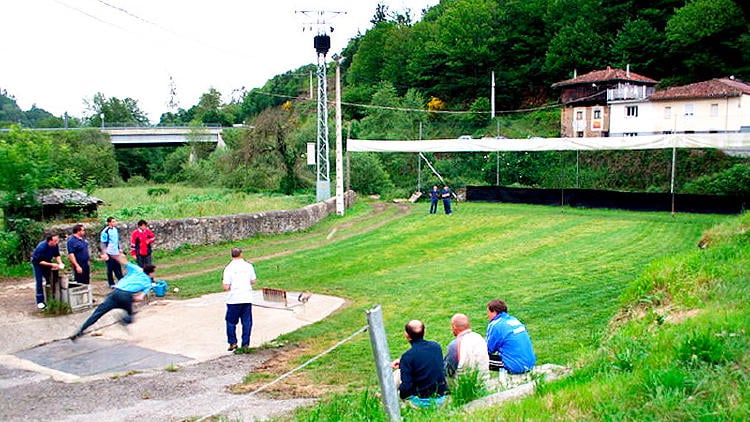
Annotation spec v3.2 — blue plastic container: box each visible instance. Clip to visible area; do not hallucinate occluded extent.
[153,280,168,297]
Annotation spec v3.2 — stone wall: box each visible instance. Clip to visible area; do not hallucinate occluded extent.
[51,191,356,256]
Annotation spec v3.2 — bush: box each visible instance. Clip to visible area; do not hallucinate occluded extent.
[682,164,750,195]
[350,153,394,195]
[127,175,147,186]
[0,230,21,267]
[4,218,44,265]
[147,187,170,196]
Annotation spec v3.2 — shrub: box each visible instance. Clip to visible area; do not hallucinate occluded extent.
[147,187,170,196]
[127,175,147,186]
[4,218,44,265]
[682,164,750,195]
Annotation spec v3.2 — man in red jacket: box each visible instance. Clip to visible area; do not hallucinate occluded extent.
[130,219,156,267]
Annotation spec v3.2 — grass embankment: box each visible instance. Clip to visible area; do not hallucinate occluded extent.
[149,199,738,420]
[92,185,314,220]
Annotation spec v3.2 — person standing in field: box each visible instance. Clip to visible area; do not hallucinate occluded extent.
[485,299,536,374]
[222,247,257,351]
[31,235,64,309]
[100,216,123,288]
[67,224,90,285]
[130,219,156,267]
[440,185,453,215]
[429,185,440,214]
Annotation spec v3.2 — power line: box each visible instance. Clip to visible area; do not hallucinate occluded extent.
[246,89,562,115]
[51,0,127,31]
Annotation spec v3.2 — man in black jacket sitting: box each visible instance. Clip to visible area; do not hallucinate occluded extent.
[391,319,448,408]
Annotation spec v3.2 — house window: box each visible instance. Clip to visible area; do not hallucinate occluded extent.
[684,103,694,117]
[593,109,601,119]
[664,107,671,119]
[626,106,638,117]
[576,111,584,120]
[710,103,719,117]
[576,131,584,138]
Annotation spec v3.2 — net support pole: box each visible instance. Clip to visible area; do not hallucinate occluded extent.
[669,146,677,216]
[366,305,401,422]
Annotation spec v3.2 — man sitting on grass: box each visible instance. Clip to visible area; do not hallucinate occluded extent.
[391,320,448,408]
[444,313,490,379]
[485,299,536,374]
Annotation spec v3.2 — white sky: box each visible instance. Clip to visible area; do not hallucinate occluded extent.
[0,0,437,123]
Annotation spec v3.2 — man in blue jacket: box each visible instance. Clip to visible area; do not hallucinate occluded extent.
[485,299,536,374]
[70,254,155,341]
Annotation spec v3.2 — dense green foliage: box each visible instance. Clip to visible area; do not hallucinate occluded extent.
[3,1,749,197]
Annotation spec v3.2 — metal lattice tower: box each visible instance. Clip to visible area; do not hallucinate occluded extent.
[315,35,331,201]
[298,10,345,202]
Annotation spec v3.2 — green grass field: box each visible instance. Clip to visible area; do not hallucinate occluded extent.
[144,199,743,420]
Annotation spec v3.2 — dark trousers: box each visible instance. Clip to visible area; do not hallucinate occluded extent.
[76,289,134,335]
[72,264,90,285]
[136,254,152,268]
[443,199,452,214]
[225,303,253,347]
[32,264,54,305]
[429,200,438,214]
[106,255,123,287]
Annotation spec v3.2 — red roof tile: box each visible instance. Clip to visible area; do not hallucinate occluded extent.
[649,78,750,100]
[552,66,658,87]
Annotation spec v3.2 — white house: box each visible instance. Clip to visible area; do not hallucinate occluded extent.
[609,78,750,136]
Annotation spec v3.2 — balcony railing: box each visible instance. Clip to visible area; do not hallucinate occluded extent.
[607,84,654,101]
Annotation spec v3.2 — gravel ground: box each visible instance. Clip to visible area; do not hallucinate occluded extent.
[0,278,317,421]
[0,348,315,421]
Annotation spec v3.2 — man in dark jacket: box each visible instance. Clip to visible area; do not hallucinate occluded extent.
[391,319,448,408]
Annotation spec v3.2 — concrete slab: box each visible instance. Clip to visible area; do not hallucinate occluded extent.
[3,290,344,382]
[15,336,191,377]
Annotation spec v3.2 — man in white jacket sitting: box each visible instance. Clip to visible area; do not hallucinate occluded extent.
[444,313,490,378]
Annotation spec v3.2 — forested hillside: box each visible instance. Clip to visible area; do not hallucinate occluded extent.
[2,0,749,198]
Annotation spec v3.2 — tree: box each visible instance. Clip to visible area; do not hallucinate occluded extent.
[611,19,665,76]
[85,92,149,127]
[544,17,609,78]
[225,103,306,194]
[665,0,748,81]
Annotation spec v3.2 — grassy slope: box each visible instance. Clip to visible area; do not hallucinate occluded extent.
[151,199,733,420]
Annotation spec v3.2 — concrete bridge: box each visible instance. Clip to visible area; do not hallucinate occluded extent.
[103,126,227,148]
[0,126,238,148]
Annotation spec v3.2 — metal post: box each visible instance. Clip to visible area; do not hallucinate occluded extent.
[334,55,344,216]
[417,122,423,192]
[669,146,677,216]
[366,305,401,422]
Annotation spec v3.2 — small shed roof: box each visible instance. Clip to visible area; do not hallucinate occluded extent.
[31,189,106,206]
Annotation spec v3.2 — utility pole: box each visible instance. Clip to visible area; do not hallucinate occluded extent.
[333,54,345,216]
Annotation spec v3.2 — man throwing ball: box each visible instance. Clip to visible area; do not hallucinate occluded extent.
[70,254,155,341]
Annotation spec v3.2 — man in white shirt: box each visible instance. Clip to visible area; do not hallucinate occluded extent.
[444,313,490,378]
[222,247,257,351]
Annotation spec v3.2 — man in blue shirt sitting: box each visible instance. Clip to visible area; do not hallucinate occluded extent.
[70,254,155,341]
[485,299,536,374]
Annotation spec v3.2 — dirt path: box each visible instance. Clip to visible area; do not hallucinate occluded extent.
[0,201,411,421]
